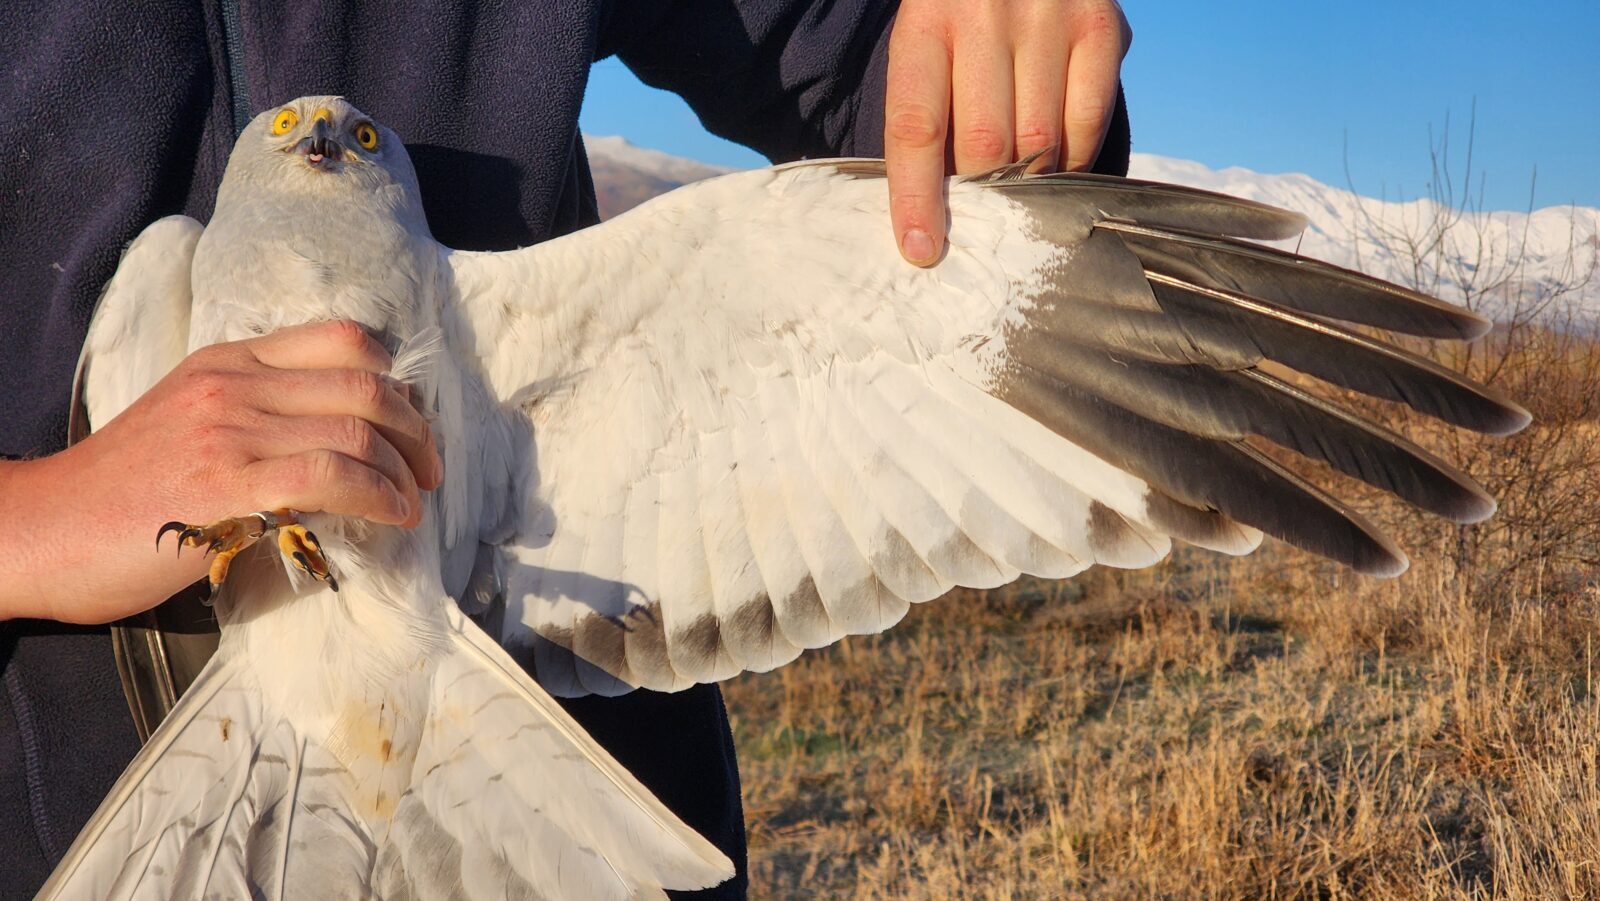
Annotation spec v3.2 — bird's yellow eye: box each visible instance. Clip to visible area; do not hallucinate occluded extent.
[354,123,379,151]
[271,109,299,135]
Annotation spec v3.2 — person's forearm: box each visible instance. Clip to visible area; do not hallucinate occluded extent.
[0,448,210,623]
[0,457,53,620]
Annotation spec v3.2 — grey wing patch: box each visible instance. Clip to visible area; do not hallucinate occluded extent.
[1086,501,1165,569]
[670,613,726,677]
[998,172,1309,241]
[866,527,940,608]
[980,176,1526,575]
[572,609,635,696]
[723,593,782,672]
[535,591,797,695]
[1140,490,1259,556]
[774,574,831,649]
[1101,219,1490,340]
[622,603,676,690]
[995,333,1410,577]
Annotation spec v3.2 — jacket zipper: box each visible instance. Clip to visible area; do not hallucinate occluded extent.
[218,0,252,136]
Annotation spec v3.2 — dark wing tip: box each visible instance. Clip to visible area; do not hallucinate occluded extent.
[1453,307,1496,342]
[1452,491,1499,526]
[1355,545,1411,579]
[1490,400,1535,437]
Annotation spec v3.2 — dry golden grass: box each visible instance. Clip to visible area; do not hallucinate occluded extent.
[724,318,1600,898]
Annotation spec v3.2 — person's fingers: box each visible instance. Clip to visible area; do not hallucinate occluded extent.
[248,414,423,525]
[245,449,412,525]
[1011,5,1070,173]
[1062,4,1130,172]
[243,319,394,374]
[252,367,443,492]
[950,8,1014,176]
[885,11,953,266]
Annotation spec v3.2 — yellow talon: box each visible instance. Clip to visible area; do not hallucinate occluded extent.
[155,509,339,597]
[278,523,338,591]
[206,543,248,591]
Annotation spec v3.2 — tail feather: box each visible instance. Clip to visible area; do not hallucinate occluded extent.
[44,658,377,901]
[406,607,737,896]
[40,611,734,900]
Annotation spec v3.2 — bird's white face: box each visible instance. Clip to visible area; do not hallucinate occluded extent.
[261,96,384,171]
[236,95,420,203]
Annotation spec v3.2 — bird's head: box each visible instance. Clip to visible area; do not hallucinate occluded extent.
[228,96,422,207]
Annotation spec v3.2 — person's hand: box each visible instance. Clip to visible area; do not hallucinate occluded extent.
[884,0,1132,265]
[5,319,443,624]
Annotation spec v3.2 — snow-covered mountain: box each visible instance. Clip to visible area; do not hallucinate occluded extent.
[1127,154,1600,315]
[583,135,732,220]
[584,136,1599,315]
[585,135,733,185]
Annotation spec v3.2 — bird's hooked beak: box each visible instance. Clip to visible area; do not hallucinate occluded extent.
[296,111,346,170]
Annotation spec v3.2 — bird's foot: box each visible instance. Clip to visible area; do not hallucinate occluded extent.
[156,509,338,599]
[278,522,339,592]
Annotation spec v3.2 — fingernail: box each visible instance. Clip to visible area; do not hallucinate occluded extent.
[902,228,936,265]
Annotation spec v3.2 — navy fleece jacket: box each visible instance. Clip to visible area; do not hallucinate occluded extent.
[0,2,1131,897]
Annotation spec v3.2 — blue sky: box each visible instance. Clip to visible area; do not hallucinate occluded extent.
[580,0,1599,211]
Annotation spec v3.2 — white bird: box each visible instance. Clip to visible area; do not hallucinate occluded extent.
[46,95,1526,899]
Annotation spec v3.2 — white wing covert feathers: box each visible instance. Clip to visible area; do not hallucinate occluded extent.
[445,159,1527,698]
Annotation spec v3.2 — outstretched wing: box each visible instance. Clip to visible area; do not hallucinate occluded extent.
[71,215,203,442]
[443,161,1527,698]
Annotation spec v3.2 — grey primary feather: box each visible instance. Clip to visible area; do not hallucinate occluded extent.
[997,172,1311,241]
[996,361,1410,577]
[1101,219,1493,340]
[1015,338,1493,522]
[1142,275,1530,435]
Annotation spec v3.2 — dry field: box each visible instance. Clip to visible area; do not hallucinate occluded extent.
[724,313,1600,897]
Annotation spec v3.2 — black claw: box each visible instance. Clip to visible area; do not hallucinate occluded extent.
[327,574,340,593]
[176,528,205,559]
[292,550,312,574]
[156,521,187,552]
[303,530,322,551]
